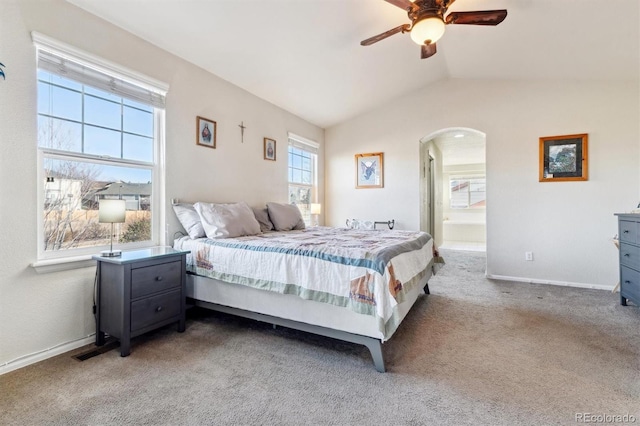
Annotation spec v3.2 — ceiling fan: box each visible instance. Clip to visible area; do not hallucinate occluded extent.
[361,0,507,59]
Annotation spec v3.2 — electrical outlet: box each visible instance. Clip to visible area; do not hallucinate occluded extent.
[525,251,534,261]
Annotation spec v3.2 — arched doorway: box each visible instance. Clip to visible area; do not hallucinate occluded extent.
[419,127,486,252]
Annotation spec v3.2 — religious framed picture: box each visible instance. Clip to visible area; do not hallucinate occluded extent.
[539,133,588,182]
[264,138,276,161]
[355,152,384,189]
[196,116,216,149]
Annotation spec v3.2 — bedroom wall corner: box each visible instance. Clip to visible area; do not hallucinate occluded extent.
[325,78,640,288]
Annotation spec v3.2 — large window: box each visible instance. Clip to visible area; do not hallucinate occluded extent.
[34,34,167,260]
[288,134,318,225]
[450,177,486,209]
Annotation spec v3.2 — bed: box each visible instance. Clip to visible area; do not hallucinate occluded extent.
[173,224,434,372]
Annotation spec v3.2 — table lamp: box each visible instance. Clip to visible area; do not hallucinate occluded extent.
[99,199,126,257]
[310,203,321,227]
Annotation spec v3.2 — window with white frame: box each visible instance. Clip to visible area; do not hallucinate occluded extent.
[34,33,167,260]
[288,134,318,225]
[450,176,486,209]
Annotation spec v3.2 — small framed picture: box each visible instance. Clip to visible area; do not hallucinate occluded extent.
[539,133,588,182]
[196,116,216,149]
[355,152,384,189]
[264,138,276,161]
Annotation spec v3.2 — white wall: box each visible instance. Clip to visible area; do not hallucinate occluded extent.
[325,78,639,288]
[0,0,323,369]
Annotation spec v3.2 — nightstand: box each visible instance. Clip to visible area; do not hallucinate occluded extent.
[616,214,640,307]
[93,247,189,356]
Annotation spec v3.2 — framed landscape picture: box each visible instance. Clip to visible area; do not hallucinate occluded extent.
[539,134,588,182]
[264,138,276,161]
[196,116,216,149]
[355,152,384,189]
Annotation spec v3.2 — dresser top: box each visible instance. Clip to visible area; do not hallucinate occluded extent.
[615,213,640,218]
[92,246,189,264]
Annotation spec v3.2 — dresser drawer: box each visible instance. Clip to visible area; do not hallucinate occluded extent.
[131,290,182,332]
[131,261,182,298]
[620,243,640,270]
[620,266,640,302]
[619,220,638,244]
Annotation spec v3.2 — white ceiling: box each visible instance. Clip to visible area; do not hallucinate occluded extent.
[67,0,639,129]
[432,129,485,166]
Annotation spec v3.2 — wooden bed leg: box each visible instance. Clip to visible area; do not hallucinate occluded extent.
[364,339,386,373]
[424,283,430,295]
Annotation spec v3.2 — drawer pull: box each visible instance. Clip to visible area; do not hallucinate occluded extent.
[625,280,631,284]
[624,253,631,257]
[156,306,163,312]
[155,276,163,281]
[624,230,630,233]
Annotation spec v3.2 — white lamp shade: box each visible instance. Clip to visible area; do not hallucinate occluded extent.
[99,199,126,223]
[310,203,322,215]
[410,17,446,46]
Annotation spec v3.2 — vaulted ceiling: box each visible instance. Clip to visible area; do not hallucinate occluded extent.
[67,0,639,128]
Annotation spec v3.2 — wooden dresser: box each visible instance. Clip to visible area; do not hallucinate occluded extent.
[93,247,189,356]
[615,213,640,307]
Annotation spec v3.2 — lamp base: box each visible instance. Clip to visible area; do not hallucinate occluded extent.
[101,250,122,257]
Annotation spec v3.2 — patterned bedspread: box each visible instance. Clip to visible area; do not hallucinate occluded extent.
[174,226,433,339]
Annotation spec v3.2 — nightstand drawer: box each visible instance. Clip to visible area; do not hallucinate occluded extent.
[131,261,182,298]
[620,243,640,270]
[619,220,638,244]
[620,266,640,303]
[131,290,182,332]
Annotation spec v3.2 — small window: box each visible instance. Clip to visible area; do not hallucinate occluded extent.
[450,177,486,209]
[288,134,318,226]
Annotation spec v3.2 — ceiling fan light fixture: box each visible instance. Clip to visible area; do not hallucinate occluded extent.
[410,16,445,46]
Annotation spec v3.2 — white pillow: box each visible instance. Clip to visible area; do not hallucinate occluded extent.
[172,203,206,239]
[266,202,306,231]
[194,201,261,239]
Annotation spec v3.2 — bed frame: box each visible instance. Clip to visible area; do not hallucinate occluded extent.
[187,274,431,373]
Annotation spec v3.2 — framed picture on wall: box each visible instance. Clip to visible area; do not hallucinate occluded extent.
[539,133,588,182]
[355,152,384,189]
[196,116,216,149]
[264,138,276,161]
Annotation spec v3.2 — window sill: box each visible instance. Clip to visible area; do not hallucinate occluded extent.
[31,243,161,273]
[31,255,97,274]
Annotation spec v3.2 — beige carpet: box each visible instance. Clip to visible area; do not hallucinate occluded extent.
[2,249,639,425]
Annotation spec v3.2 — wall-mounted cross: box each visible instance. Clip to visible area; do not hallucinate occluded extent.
[238,121,246,143]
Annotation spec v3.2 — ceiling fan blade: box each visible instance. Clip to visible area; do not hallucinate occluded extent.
[421,43,437,59]
[361,24,411,46]
[445,10,507,26]
[384,0,419,12]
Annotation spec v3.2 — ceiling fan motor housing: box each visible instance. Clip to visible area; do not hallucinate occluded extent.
[409,1,446,46]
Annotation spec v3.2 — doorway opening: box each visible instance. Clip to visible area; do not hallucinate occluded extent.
[419,128,486,252]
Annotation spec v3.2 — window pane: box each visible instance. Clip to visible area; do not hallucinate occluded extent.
[85,86,122,103]
[124,98,153,112]
[288,185,311,225]
[292,169,302,184]
[302,156,311,171]
[84,125,121,158]
[292,154,302,169]
[123,134,153,163]
[38,70,82,91]
[43,156,152,252]
[123,106,153,137]
[302,171,311,184]
[38,116,82,152]
[85,95,121,130]
[38,83,82,122]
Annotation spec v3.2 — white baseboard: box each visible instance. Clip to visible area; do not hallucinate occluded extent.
[485,273,615,292]
[0,335,95,376]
